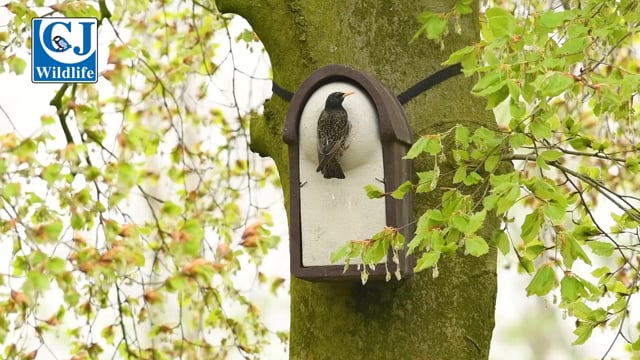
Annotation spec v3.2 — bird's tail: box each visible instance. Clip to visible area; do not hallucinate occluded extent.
[316,158,345,179]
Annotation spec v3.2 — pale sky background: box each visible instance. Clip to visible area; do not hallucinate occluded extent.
[0,10,635,360]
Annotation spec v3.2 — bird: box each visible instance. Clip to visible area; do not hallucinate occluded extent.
[52,35,71,52]
[316,91,354,179]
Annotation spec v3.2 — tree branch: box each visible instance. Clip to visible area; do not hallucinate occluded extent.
[49,83,73,145]
[505,153,640,223]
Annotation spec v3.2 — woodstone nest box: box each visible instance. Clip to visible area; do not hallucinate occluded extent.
[283,64,415,281]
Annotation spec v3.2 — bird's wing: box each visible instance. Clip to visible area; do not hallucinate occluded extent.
[317,110,349,159]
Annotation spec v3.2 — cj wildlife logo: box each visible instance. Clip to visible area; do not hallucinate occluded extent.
[31,18,98,83]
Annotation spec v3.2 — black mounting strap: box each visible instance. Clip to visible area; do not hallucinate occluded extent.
[397,64,462,105]
[271,63,462,105]
[272,81,294,102]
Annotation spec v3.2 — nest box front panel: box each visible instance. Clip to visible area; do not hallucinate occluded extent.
[297,81,386,267]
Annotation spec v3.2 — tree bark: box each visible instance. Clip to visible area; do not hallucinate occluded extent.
[215,1,498,358]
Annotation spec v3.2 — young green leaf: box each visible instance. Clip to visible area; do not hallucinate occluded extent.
[561,235,592,269]
[586,241,614,257]
[465,235,489,257]
[453,164,467,184]
[404,136,430,159]
[391,181,413,200]
[539,73,574,97]
[491,230,510,255]
[416,170,439,193]
[572,322,594,345]
[560,275,584,302]
[364,184,385,199]
[539,149,564,162]
[330,243,352,264]
[454,125,470,147]
[414,251,441,272]
[486,8,517,38]
[525,265,556,296]
[521,208,543,244]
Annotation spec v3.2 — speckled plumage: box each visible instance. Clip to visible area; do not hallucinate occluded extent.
[316,91,353,179]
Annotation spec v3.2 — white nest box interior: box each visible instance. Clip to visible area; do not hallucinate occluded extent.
[298,82,386,267]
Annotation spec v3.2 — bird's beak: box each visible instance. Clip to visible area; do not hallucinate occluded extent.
[342,91,355,97]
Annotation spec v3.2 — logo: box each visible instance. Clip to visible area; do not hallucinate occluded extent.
[32,17,98,83]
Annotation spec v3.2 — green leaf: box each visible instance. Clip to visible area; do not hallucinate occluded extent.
[465,210,486,236]
[591,266,610,279]
[416,170,439,193]
[2,182,21,198]
[586,241,614,257]
[41,163,62,185]
[572,322,593,345]
[165,275,187,291]
[46,257,66,275]
[416,11,448,40]
[444,46,476,65]
[181,219,203,256]
[71,212,84,230]
[451,214,468,232]
[161,201,183,217]
[558,37,588,54]
[530,120,552,139]
[484,84,509,109]
[414,251,440,272]
[117,162,138,189]
[472,71,506,96]
[526,265,556,296]
[43,220,63,242]
[462,171,483,186]
[486,7,516,38]
[560,275,583,302]
[491,230,510,255]
[363,233,389,264]
[561,235,592,269]
[404,136,427,159]
[568,137,591,150]
[484,155,500,172]
[539,73,574,97]
[543,196,568,221]
[101,325,115,345]
[453,165,467,184]
[364,184,385,199]
[391,181,413,200]
[509,132,531,148]
[539,149,563,162]
[26,271,50,292]
[608,280,631,295]
[8,55,26,75]
[538,10,575,28]
[424,135,442,155]
[521,209,542,244]
[455,0,473,15]
[455,126,470,147]
[407,233,425,255]
[465,235,489,257]
[518,258,535,274]
[522,242,545,261]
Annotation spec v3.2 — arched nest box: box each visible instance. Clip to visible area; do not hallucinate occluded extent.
[283,64,415,281]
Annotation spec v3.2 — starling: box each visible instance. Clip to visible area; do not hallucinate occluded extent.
[316,91,354,179]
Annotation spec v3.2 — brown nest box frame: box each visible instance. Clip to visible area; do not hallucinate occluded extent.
[283,64,415,281]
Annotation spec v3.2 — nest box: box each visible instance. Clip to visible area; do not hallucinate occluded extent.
[283,64,414,281]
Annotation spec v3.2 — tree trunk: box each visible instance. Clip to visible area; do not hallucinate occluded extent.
[215,1,498,358]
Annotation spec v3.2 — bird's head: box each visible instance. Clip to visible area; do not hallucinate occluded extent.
[324,91,354,109]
